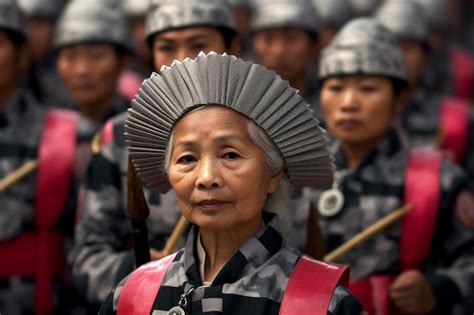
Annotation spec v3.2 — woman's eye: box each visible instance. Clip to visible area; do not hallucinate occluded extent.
[177,155,196,164]
[360,85,378,93]
[327,84,343,92]
[224,152,240,160]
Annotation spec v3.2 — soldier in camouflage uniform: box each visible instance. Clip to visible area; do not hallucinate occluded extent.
[17,0,75,109]
[304,17,474,314]
[250,0,321,113]
[0,0,110,313]
[54,0,133,184]
[375,0,474,191]
[69,0,241,306]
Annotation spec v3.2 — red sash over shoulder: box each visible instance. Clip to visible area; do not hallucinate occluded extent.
[118,254,349,315]
[280,256,350,315]
[451,47,474,100]
[439,97,470,164]
[350,149,442,315]
[0,109,78,315]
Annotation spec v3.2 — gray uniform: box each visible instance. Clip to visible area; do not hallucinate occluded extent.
[304,129,474,313]
[69,113,181,305]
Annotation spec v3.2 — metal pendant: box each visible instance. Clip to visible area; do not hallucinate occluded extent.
[168,306,186,315]
[318,188,345,218]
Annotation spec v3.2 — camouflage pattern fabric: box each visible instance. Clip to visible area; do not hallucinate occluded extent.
[100,212,363,314]
[304,129,474,313]
[0,90,122,314]
[0,0,25,38]
[69,112,181,305]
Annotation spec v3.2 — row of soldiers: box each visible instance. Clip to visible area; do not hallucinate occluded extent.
[0,0,473,314]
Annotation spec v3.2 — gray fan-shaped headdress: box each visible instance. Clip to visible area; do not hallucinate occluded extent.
[126,52,333,193]
[0,0,26,39]
[251,0,319,35]
[53,0,132,51]
[319,18,408,83]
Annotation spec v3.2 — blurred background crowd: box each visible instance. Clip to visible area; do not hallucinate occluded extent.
[0,0,473,314]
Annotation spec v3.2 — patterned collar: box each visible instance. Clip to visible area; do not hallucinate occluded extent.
[183,212,284,287]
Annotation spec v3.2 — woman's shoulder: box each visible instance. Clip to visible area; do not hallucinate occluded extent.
[329,285,364,315]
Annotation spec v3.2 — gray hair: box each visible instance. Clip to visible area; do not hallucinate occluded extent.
[164,106,292,222]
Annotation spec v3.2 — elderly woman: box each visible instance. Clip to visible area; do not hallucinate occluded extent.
[99,52,363,314]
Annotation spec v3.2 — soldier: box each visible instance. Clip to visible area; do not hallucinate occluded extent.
[17,0,74,108]
[0,0,97,313]
[54,0,133,182]
[69,0,240,307]
[375,0,474,191]
[312,0,353,48]
[250,0,321,111]
[308,17,474,314]
[226,0,252,59]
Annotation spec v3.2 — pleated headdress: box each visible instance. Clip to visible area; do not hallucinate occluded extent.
[126,52,333,193]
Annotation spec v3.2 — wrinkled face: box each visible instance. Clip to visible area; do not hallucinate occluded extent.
[321,76,398,146]
[0,31,21,94]
[57,43,124,107]
[398,39,427,85]
[168,107,281,230]
[152,27,228,70]
[253,28,317,82]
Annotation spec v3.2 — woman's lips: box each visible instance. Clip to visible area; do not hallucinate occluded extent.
[196,200,227,209]
[336,119,361,130]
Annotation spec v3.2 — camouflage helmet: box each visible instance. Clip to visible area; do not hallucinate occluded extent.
[17,0,62,18]
[145,0,237,42]
[0,0,26,39]
[251,0,319,35]
[319,18,407,83]
[414,0,447,33]
[53,0,132,51]
[375,0,429,45]
[348,0,380,16]
[122,0,149,17]
[312,0,352,29]
[226,0,251,8]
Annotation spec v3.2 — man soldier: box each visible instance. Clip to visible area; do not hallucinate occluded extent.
[0,0,108,313]
[308,17,474,314]
[69,0,240,307]
[54,0,133,183]
[250,0,321,112]
[17,0,74,108]
[375,0,474,191]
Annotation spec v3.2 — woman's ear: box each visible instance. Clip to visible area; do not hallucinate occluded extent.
[267,167,284,194]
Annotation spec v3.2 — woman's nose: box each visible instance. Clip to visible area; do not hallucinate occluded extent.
[340,89,359,112]
[195,159,222,189]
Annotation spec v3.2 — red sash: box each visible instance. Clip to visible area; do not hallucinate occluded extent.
[0,109,78,315]
[350,149,442,315]
[451,47,474,100]
[118,254,349,315]
[439,97,470,164]
[119,71,142,101]
[100,118,115,149]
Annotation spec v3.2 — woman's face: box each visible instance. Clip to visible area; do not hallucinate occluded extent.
[168,106,282,230]
[321,76,399,146]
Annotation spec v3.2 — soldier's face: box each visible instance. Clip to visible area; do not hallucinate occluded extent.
[398,39,427,85]
[0,31,23,96]
[152,27,228,70]
[253,28,318,83]
[57,43,125,109]
[321,76,398,146]
[168,106,281,232]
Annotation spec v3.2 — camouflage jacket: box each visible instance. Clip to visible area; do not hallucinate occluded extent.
[0,90,126,313]
[69,112,181,305]
[100,212,363,315]
[397,87,474,190]
[304,129,474,313]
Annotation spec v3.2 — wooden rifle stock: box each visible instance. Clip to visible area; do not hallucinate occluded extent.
[127,158,151,267]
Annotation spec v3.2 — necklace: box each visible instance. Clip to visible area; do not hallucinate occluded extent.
[317,169,348,218]
[168,287,195,315]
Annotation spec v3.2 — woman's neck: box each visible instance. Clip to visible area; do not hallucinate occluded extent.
[199,214,263,282]
[341,138,381,170]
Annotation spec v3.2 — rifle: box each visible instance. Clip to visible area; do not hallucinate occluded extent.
[127,158,151,267]
[0,160,38,192]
